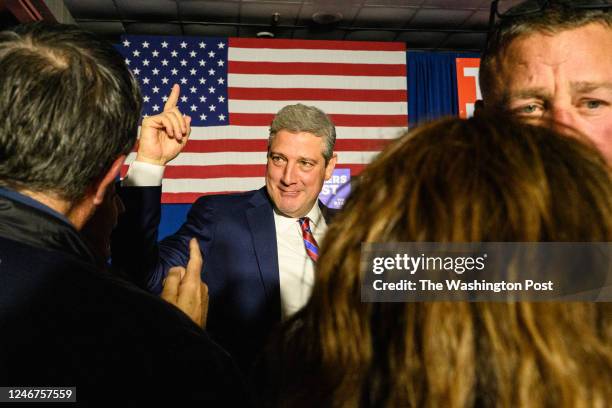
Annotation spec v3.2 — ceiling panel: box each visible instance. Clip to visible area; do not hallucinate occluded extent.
[115,0,178,21]
[239,2,303,25]
[183,24,238,37]
[63,0,118,19]
[296,4,359,26]
[353,7,417,29]
[124,22,183,36]
[178,1,241,23]
[409,8,474,29]
[440,32,487,49]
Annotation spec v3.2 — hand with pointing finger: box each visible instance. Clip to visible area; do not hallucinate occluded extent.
[136,84,191,166]
[161,238,208,329]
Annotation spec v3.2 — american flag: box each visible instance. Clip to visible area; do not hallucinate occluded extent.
[118,36,408,203]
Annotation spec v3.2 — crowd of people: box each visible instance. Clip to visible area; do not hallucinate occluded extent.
[0,0,610,406]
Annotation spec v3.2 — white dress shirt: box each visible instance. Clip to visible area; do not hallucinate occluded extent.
[274,204,327,319]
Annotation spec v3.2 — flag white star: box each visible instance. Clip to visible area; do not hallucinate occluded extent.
[143,95,150,103]
[208,69,216,76]
[123,39,130,47]
[217,78,225,85]
[190,104,197,111]
[161,41,168,48]
[218,42,225,49]
[143,113,149,118]
[132,68,140,75]
[171,68,178,75]
[161,59,169,66]
[180,77,188,84]
[181,95,188,103]
[162,95,169,102]
[171,50,178,57]
[189,51,197,58]
[132,50,140,57]
[152,50,159,57]
[208,51,215,58]
[199,60,206,67]
[199,96,207,102]
[208,86,216,93]
[218,96,225,103]
[152,86,160,93]
[142,59,150,66]
[125,58,130,65]
[180,59,187,66]
[199,42,206,49]
[209,105,216,112]
[180,41,187,48]
[142,41,149,48]
[218,114,226,121]
[199,77,206,84]
[217,60,225,67]
[190,86,197,93]
[153,104,160,111]
[152,68,159,75]
[161,77,169,84]
[190,68,197,75]
[142,77,150,84]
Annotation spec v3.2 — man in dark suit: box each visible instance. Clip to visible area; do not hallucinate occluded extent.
[115,103,338,371]
[0,23,246,404]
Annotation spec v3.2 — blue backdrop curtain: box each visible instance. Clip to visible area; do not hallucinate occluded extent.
[158,50,480,239]
[407,50,480,125]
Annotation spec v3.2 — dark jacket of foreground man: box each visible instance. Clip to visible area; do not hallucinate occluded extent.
[0,190,248,405]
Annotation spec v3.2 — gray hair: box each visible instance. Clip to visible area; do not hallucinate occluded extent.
[0,23,141,202]
[269,104,336,163]
[480,2,612,103]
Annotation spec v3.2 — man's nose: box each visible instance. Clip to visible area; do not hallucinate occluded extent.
[281,162,297,185]
[547,105,579,132]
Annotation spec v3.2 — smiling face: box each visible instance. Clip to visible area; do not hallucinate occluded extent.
[265,130,337,218]
[493,23,612,163]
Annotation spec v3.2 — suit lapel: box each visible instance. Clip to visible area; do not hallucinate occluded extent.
[246,188,280,304]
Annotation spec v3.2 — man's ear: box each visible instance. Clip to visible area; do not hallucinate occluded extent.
[93,155,126,205]
[324,153,337,180]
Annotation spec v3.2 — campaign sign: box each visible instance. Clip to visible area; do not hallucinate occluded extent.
[456,58,482,118]
[319,168,350,209]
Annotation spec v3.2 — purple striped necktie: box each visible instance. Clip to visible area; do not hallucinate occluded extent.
[298,217,319,263]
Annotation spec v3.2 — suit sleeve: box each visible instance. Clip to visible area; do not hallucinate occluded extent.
[112,185,217,295]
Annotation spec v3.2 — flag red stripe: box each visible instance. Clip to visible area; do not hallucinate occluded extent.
[230,113,408,127]
[228,61,406,76]
[162,192,235,203]
[160,164,367,179]
[228,87,407,102]
[229,38,405,51]
[180,139,391,153]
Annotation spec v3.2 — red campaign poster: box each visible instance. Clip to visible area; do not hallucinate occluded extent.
[456,58,481,118]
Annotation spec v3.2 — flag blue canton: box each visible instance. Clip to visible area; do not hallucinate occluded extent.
[118,35,229,127]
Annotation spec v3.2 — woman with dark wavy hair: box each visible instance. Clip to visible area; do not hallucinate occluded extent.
[257,113,612,408]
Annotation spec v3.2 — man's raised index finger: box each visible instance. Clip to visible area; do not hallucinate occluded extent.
[163,84,180,111]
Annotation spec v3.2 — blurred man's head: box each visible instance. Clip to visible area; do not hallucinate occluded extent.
[0,23,141,226]
[266,104,337,218]
[479,1,612,162]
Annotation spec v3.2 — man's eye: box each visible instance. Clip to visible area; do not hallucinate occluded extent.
[584,100,603,109]
[514,104,542,115]
[299,160,314,168]
[270,155,284,164]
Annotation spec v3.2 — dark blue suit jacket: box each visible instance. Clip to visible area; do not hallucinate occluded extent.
[114,186,335,371]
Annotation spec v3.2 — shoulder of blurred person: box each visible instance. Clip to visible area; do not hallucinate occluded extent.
[255,112,612,407]
[0,22,247,404]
